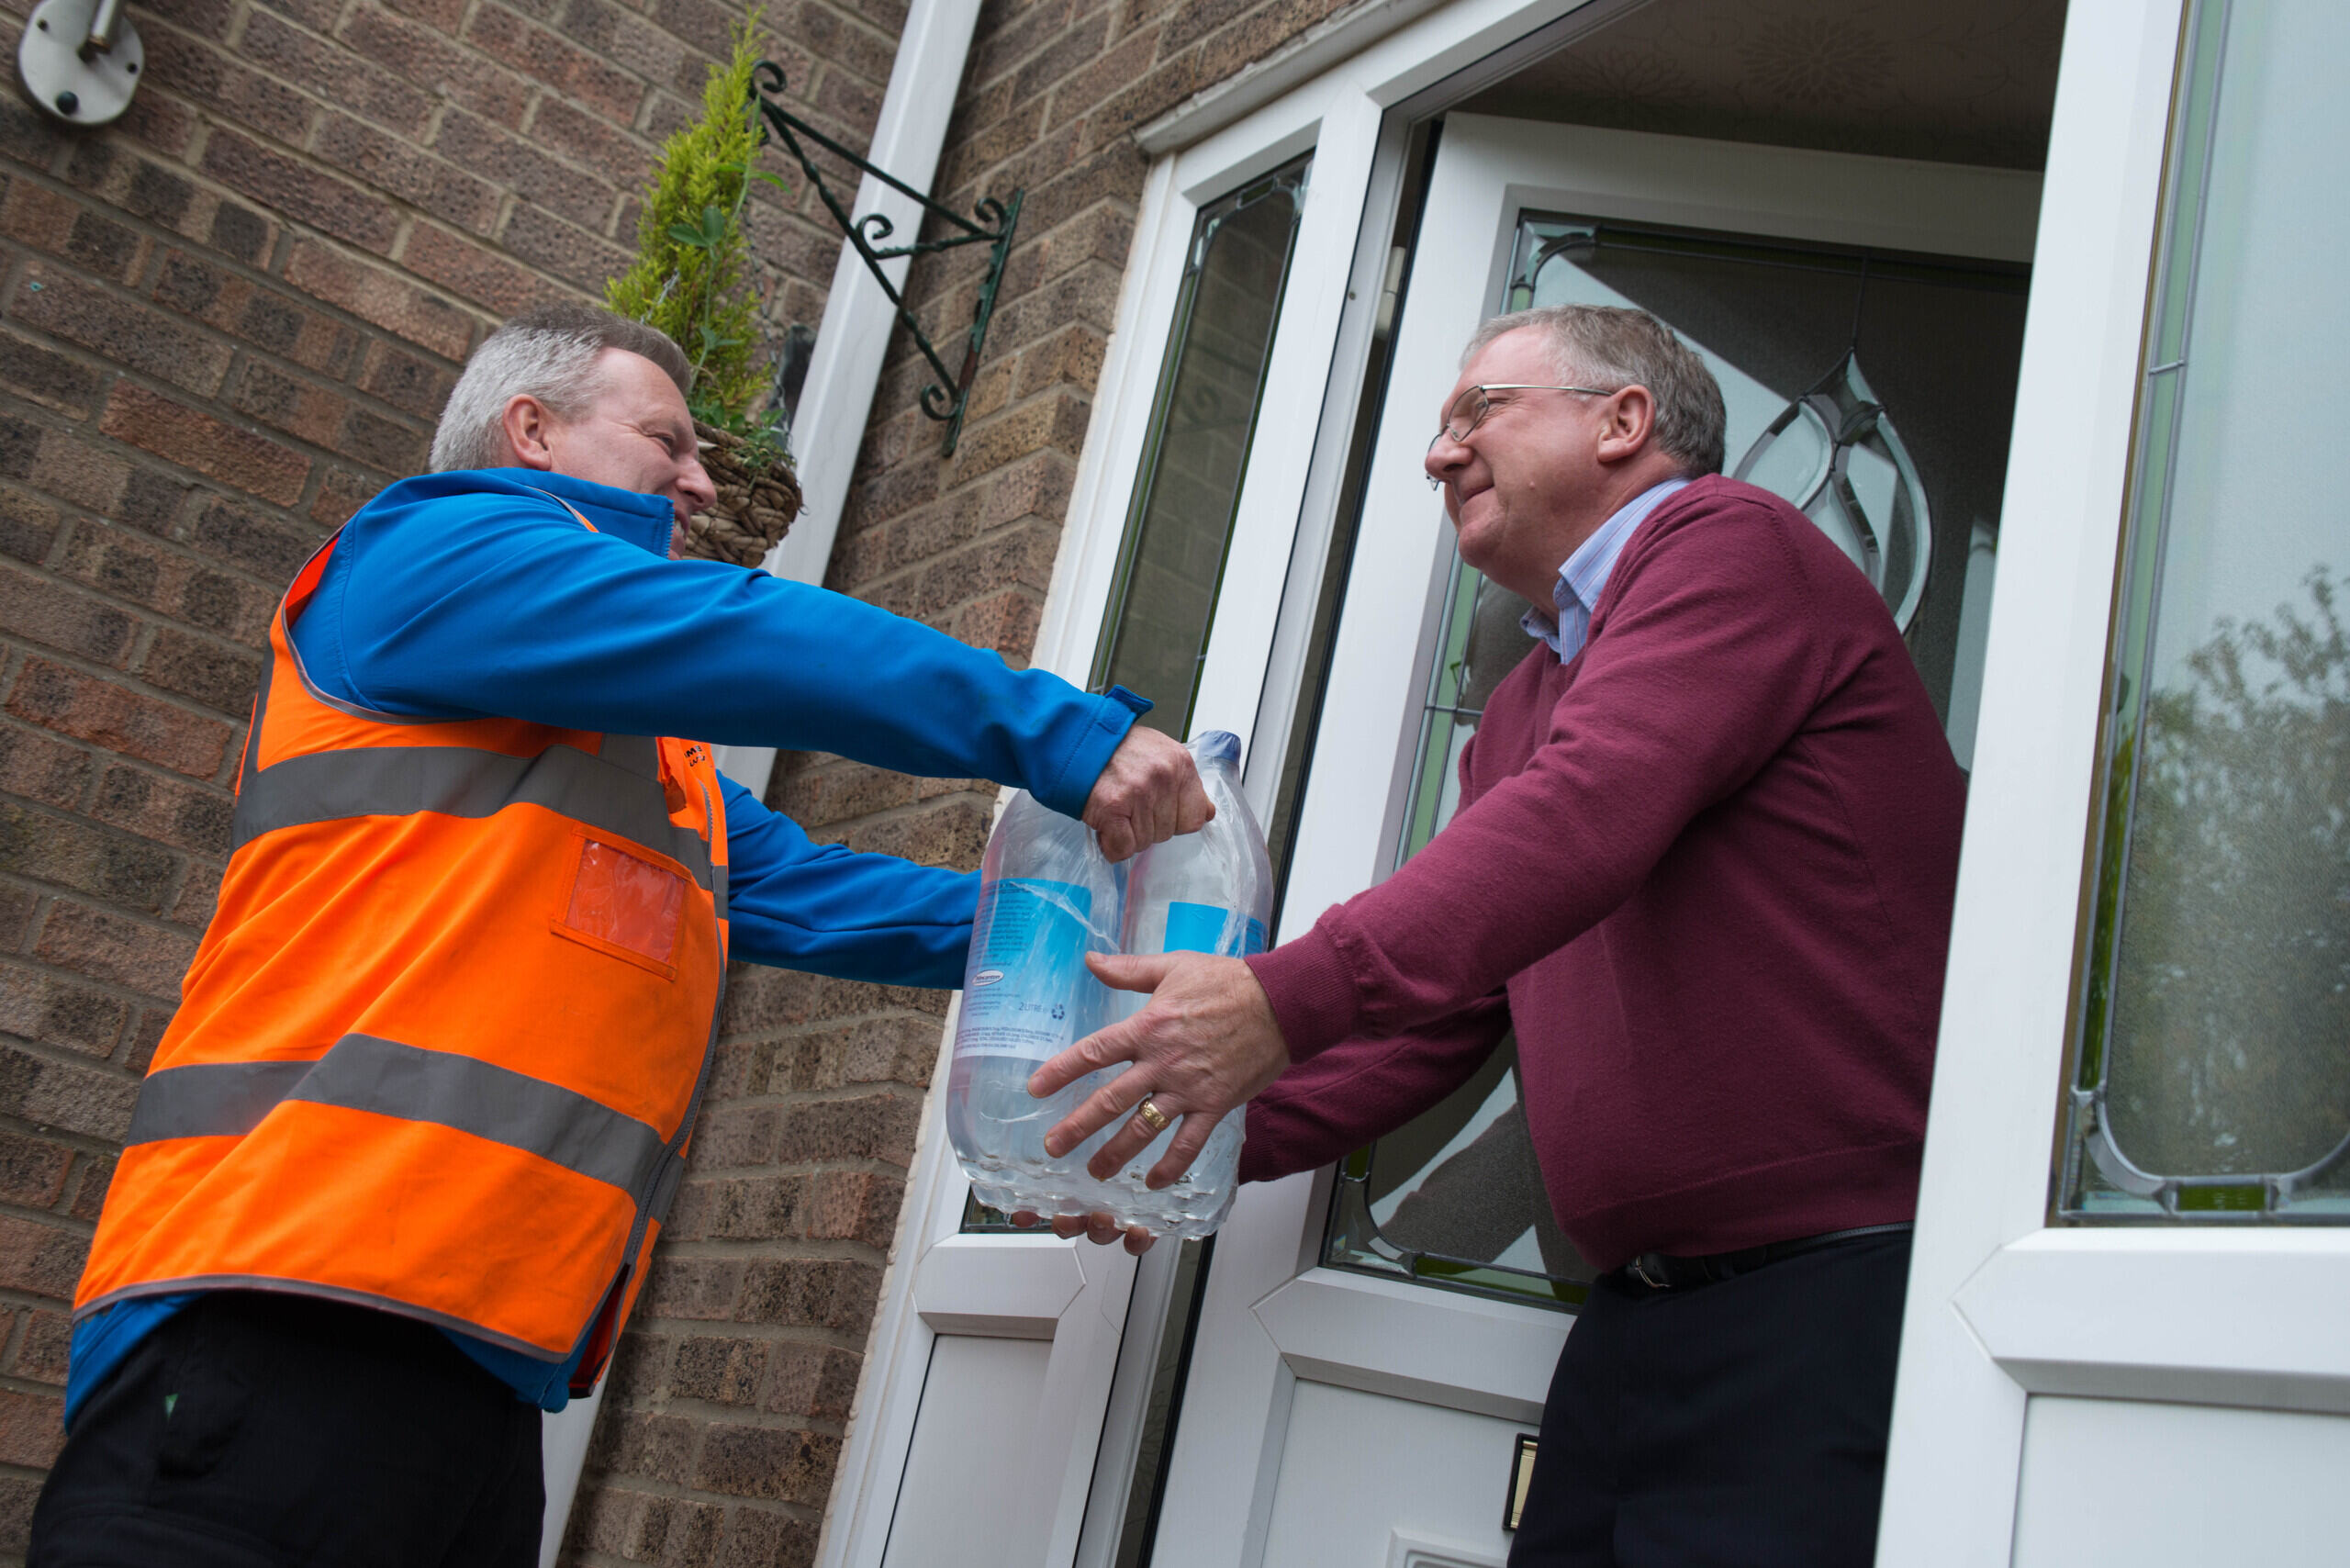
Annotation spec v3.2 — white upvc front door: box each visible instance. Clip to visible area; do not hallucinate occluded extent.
[1146,112,2039,1568]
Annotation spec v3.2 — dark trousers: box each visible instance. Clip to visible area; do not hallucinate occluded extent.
[1508,1232,1910,1568]
[29,1292,545,1568]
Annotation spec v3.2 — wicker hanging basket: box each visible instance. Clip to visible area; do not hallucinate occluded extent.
[680,420,802,567]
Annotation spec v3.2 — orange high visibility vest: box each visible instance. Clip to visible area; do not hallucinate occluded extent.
[76,507,728,1386]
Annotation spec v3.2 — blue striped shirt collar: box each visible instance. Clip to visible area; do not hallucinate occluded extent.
[1519,476,1693,659]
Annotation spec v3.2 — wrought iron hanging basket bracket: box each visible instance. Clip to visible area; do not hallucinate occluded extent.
[752,62,1021,457]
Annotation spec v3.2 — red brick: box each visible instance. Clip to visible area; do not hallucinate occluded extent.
[954,588,1043,659]
[0,801,181,917]
[0,485,64,566]
[356,340,455,420]
[691,1423,838,1505]
[237,11,436,140]
[312,114,502,235]
[68,1152,115,1221]
[140,25,316,145]
[0,726,91,812]
[6,658,234,778]
[524,97,654,188]
[142,0,235,40]
[98,384,311,506]
[0,329,106,419]
[381,0,467,35]
[201,130,400,255]
[0,959,132,1057]
[311,466,384,527]
[110,84,198,160]
[761,1339,860,1421]
[231,359,353,449]
[0,181,147,285]
[32,900,201,997]
[803,1170,902,1247]
[643,1257,743,1320]
[465,5,649,125]
[140,627,263,719]
[0,565,135,664]
[189,497,326,581]
[171,860,222,927]
[0,1131,73,1209]
[121,1008,172,1074]
[431,109,618,231]
[13,1308,73,1385]
[667,1336,767,1405]
[0,1389,64,1470]
[340,6,538,129]
[11,265,235,397]
[498,204,630,294]
[0,1215,88,1299]
[152,253,366,379]
[284,239,478,360]
[90,764,234,856]
[0,1040,138,1142]
[28,432,130,516]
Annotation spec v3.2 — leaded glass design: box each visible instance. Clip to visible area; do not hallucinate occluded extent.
[1322,202,2031,1310]
[2060,0,2350,1222]
[1091,157,1312,736]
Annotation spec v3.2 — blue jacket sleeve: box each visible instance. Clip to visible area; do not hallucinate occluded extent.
[311,478,1135,818]
[720,775,977,987]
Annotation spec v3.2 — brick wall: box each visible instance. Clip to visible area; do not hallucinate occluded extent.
[0,0,1361,1556]
[563,3,1360,1564]
[0,0,899,1553]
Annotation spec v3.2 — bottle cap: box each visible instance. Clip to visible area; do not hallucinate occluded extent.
[1192,730,1242,769]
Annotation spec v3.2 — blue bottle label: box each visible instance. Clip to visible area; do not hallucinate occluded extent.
[1164,902,1268,957]
[958,878,1094,1060]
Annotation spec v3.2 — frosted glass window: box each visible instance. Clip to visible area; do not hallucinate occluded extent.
[2062,0,2350,1220]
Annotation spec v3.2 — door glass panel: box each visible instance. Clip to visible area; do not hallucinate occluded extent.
[1323,199,2030,1308]
[1091,156,1312,737]
[2061,0,2350,1222]
[962,157,1312,1237]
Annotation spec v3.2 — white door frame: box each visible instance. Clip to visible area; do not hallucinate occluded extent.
[1879,0,2350,1558]
[1148,109,2041,1568]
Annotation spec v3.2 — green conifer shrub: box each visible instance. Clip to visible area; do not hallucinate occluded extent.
[605,9,774,433]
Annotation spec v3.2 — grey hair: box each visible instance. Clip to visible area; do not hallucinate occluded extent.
[429,303,693,473]
[1463,305,1727,478]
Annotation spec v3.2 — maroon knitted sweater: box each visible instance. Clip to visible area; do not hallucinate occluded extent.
[1239,476,1964,1271]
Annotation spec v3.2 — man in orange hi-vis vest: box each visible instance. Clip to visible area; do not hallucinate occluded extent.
[28,303,1208,1567]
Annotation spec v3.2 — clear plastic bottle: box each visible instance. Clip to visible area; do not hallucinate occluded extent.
[944,789,1125,1222]
[1097,731,1272,1237]
[945,734,1272,1238]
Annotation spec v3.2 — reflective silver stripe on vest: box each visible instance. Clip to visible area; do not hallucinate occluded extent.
[230,743,715,890]
[127,1036,669,1198]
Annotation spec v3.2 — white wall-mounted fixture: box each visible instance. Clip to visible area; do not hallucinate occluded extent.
[17,0,142,126]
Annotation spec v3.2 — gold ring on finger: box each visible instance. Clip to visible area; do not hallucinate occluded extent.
[1136,1097,1170,1134]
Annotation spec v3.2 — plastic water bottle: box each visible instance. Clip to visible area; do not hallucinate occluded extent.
[945,789,1125,1222]
[945,733,1273,1237]
[1096,731,1272,1236]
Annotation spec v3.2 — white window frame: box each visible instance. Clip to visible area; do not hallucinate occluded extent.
[1879,1,2350,1560]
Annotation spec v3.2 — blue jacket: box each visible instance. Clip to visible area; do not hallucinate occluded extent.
[65,467,1142,1422]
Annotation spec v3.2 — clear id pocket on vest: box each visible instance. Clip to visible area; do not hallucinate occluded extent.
[553,833,687,978]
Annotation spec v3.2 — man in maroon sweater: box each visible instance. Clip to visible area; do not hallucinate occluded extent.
[1031,306,1964,1565]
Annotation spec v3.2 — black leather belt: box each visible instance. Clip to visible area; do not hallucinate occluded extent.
[1619,1222,1913,1292]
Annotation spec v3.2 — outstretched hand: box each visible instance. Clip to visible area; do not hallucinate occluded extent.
[1083,724,1214,861]
[1028,950,1290,1190]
